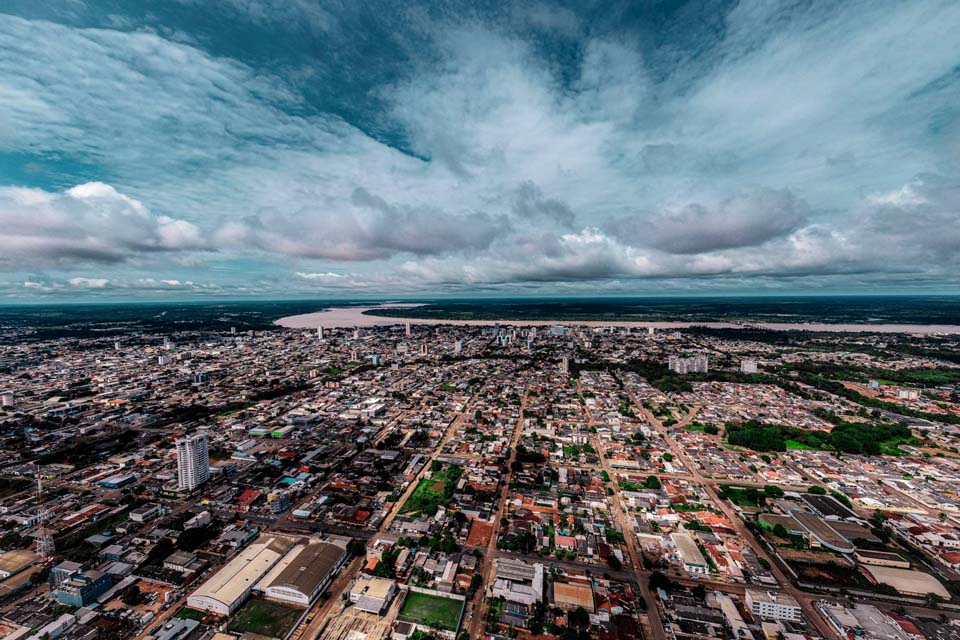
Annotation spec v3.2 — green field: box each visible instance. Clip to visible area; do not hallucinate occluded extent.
[785,439,816,450]
[398,591,464,631]
[228,599,302,638]
[400,465,463,515]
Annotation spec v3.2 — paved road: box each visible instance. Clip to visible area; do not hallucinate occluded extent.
[468,390,528,640]
[298,393,479,640]
[632,395,843,640]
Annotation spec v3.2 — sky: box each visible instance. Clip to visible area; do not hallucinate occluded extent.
[0,0,959,300]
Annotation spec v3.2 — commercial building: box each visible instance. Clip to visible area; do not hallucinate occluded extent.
[491,558,544,607]
[853,549,911,569]
[551,580,594,613]
[257,541,348,608]
[671,532,709,574]
[818,602,911,640]
[187,536,293,615]
[790,511,854,553]
[349,576,397,614]
[861,565,951,598]
[130,503,166,523]
[0,549,37,579]
[176,434,210,491]
[49,563,112,607]
[745,590,802,623]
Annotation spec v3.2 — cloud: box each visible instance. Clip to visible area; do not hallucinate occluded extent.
[510,182,576,227]
[214,187,509,261]
[0,182,207,268]
[612,188,810,255]
[69,277,110,288]
[0,1,959,296]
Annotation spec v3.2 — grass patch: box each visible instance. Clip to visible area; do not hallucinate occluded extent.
[398,591,463,632]
[400,465,463,515]
[175,608,206,621]
[785,439,816,450]
[228,599,302,638]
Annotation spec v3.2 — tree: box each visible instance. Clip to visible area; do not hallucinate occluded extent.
[763,485,784,498]
[773,524,789,538]
[807,485,827,495]
[607,555,622,571]
[643,475,662,490]
[648,571,673,592]
[120,584,143,606]
[567,607,590,629]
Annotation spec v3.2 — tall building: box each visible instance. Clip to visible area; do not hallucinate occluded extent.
[740,359,758,374]
[317,326,324,340]
[176,434,210,491]
[405,322,411,337]
[668,354,709,374]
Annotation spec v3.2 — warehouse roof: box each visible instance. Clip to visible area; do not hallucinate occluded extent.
[191,536,292,610]
[863,566,950,599]
[261,542,345,596]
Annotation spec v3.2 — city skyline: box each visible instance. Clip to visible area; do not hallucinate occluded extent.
[1,1,958,300]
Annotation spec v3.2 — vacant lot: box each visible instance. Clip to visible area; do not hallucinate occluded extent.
[398,591,463,631]
[228,599,302,639]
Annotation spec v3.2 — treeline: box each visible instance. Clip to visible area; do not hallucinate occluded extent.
[793,369,960,425]
[725,420,914,454]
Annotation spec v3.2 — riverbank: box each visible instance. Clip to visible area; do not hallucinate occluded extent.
[274,305,960,334]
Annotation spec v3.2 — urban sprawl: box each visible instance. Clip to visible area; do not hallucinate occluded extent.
[1,319,960,640]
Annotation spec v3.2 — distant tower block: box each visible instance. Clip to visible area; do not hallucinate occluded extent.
[353,328,360,340]
[114,340,121,351]
[405,322,412,337]
[230,326,237,335]
[317,326,324,340]
[453,340,462,355]
[560,356,569,374]
[1,392,13,408]
[741,359,758,374]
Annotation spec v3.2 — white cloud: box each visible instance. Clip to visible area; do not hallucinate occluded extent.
[0,182,207,267]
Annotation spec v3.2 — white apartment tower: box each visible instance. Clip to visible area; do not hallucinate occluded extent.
[177,434,210,491]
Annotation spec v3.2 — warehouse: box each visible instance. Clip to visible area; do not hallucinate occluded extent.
[862,566,950,599]
[791,511,854,554]
[0,550,37,579]
[187,536,293,616]
[257,540,348,607]
[671,532,709,575]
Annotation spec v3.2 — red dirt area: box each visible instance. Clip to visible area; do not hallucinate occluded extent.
[467,520,494,547]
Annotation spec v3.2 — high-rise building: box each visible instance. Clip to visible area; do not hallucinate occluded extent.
[317,326,324,340]
[560,356,569,374]
[1,393,13,408]
[453,340,462,355]
[176,434,210,491]
[668,354,709,374]
[740,359,758,374]
[405,322,411,337]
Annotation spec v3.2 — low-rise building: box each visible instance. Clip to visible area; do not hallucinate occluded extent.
[745,590,802,623]
[349,576,397,614]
